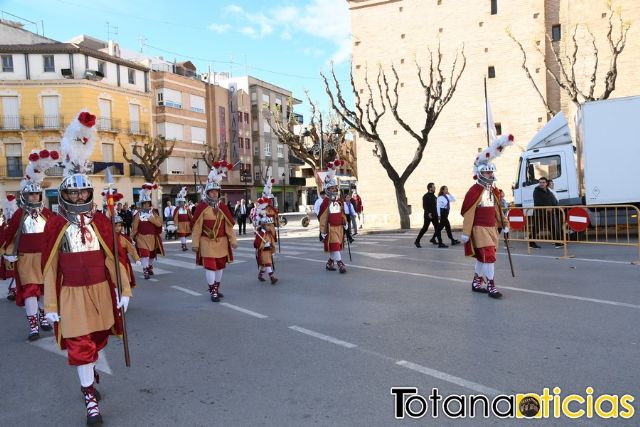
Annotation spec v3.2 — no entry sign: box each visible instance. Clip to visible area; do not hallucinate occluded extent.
[567,207,590,232]
[507,208,526,231]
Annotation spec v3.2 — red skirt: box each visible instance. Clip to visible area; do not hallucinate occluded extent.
[202,256,227,271]
[474,246,496,263]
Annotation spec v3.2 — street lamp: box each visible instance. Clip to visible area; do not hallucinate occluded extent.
[191,162,198,202]
[241,168,250,202]
[282,172,286,212]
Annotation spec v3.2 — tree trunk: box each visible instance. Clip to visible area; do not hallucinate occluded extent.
[392,179,411,229]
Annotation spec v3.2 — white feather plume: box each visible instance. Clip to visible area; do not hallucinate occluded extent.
[474,134,514,168]
[3,195,18,221]
[20,149,60,191]
[61,109,98,176]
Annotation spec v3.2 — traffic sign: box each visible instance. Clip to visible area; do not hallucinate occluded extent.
[507,208,526,231]
[567,207,590,232]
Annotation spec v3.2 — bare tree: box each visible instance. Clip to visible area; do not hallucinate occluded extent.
[508,3,630,114]
[322,45,466,229]
[265,96,357,191]
[200,142,221,169]
[120,136,176,183]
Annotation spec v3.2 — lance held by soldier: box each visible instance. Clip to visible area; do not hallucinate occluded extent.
[191,161,238,302]
[41,110,132,425]
[1,149,59,340]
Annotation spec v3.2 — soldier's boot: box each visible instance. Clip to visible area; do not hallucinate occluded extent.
[325,258,336,271]
[269,272,278,285]
[7,285,16,301]
[148,265,154,276]
[143,267,150,280]
[211,282,221,302]
[81,385,103,426]
[487,279,503,299]
[337,260,347,274]
[471,273,488,293]
[38,308,52,331]
[181,243,188,251]
[27,315,40,341]
[258,271,266,282]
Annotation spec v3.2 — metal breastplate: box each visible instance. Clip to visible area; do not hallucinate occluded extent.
[60,223,100,253]
[479,189,495,207]
[22,212,46,234]
[178,208,187,215]
[329,202,342,214]
[139,210,153,222]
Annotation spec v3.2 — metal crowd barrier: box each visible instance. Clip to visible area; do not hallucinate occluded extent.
[503,205,640,264]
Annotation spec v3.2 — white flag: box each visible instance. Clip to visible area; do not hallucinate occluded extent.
[486,98,497,143]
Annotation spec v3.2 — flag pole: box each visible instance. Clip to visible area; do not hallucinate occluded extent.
[484,76,490,147]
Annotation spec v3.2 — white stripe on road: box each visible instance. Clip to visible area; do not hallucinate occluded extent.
[289,326,357,349]
[170,286,202,296]
[149,278,159,282]
[153,258,200,269]
[283,255,640,310]
[220,303,268,319]
[396,361,503,396]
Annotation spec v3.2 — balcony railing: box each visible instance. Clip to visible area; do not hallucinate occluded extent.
[96,117,121,132]
[128,121,149,135]
[0,165,24,177]
[45,165,65,176]
[34,115,63,130]
[0,116,23,130]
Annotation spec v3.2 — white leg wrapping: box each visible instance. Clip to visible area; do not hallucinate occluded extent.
[331,251,342,262]
[205,270,216,285]
[483,263,495,280]
[180,237,187,244]
[77,363,96,388]
[148,258,153,267]
[265,266,273,274]
[475,261,483,276]
[37,296,44,310]
[24,297,38,316]
[141,257,149,268]
[214,270,223,282]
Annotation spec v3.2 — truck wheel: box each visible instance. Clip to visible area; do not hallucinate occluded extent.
[301,217,310,227]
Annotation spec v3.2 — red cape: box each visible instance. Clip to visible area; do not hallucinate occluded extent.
[191,201,235,228]
[1,207,53,249]
[460,184,502,257]
[318,196,344,218]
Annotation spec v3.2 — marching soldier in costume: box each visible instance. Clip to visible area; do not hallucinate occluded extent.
[252,197,278,284]
[115,214,141,289]
[131,183,164,279]
[1,195,18,300]
[173,186,192,251]
[460,134,513,299]
[318,161,349,274]
[1,149,59,340]
[191,161,238,302]
[42,110,132,425]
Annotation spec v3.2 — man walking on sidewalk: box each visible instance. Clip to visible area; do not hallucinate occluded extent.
[415,182,446,248]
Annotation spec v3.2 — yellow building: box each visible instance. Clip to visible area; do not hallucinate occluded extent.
[0,22,152,209]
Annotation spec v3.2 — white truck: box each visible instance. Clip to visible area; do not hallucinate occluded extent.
[513,96,640,209]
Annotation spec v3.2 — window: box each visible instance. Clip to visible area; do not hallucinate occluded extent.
[491,0,498,15]
[129,104,141,133]
[128,68,135,84]
[101,142,114,162]
[551,24,561,41]
[252,119,258,132]
[190,95,205,113]
[245,138,250,150]
[239,138,244,149]
[244,112,249,124]
[191,126,206,144]
[495,122,502,135]
[2,96,20,129]
[488,66,496,78]
[164,122,184,141]
[253,141,259,156]
[42,95,60,128]
[5,143,22,177]
[251,91,257,105]
[277,143,284,158]
[262,119,270,133]
[1,55,13,72]
[98,99,112,130]
[43,55,55,72]
[262,93,270,105]
[525,155,562,186]
[264,142,271,156]
[254,167,261,181]
[97,60,106,77]
[158,88,182,108]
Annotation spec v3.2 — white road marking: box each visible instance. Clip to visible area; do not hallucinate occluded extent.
[351,251,403,259]
[220,303,268,319]
[153,258,200,269]
[170,286,202,296]
[283,255,640,310]
[149,278,159,282]
[396,360,503,396]
[30,336,112,375]
[288,326,357,349]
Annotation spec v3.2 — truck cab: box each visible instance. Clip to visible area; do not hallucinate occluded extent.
[513,112,581,208]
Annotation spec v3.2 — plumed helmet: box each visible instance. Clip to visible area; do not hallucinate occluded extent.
[20,149,60,210]
[473,134,514,187]
[323,160,344,198]
[138,183,157,207]
[204,161,232,206]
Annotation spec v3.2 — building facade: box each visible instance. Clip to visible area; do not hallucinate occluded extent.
[0,22,151,209]
[348,0,640,228]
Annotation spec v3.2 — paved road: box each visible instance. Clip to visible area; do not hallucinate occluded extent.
[1,229,638,426]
